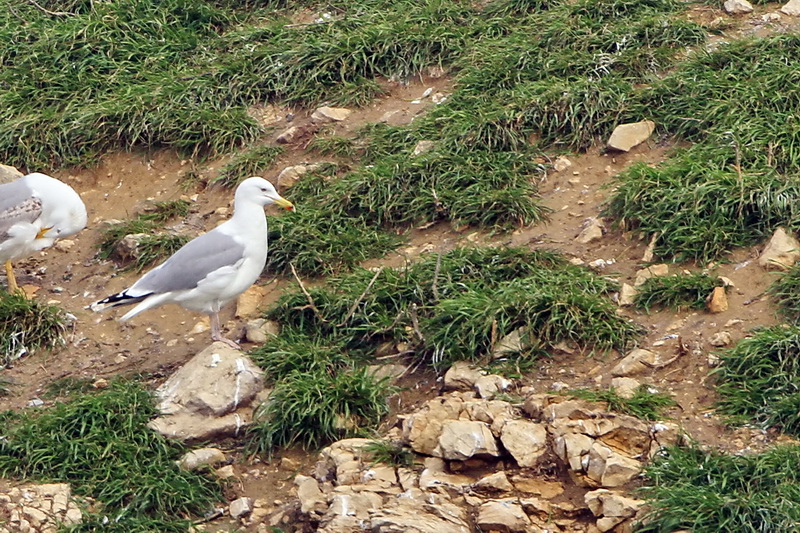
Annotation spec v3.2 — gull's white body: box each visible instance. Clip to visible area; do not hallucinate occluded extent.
[91,177,293,348]
[0,173,88,290]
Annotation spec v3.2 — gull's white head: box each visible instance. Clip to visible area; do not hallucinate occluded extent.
[25,173,88,240]
[237,177,294,211]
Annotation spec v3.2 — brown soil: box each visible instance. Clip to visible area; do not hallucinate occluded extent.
[2,7,798,528]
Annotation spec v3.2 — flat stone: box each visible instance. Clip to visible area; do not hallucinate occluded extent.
[444,362,483,391]
[576,217,605,244]
[276,126,302,144]
[611,349,658,377]
[311,106,352,123]
[724,0,754,13]
[607,120,655,152]
[634,264,669,286]
[474,472,514,492]
[781,0,800,15]
[177,447,227,470]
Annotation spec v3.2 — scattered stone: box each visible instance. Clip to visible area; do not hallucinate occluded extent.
[148,342,264,441]
[276,163,324,189]
[247,103,284,128]
[473,472,514,492]
[276,126,302,144]
[634,264,669,286]
[718,276,735,287]
[780,0,800,15]
[245,318,281,344]
[177,447,227,471]
[114,233,147,262]
[707,353,721,367]
[611,348,658,377]
[236,285,268,318]
[311,106,352,123]
[367,364,406,382]
[499,420,548,468]
[437,420,501,460]
[230,497,254,519]
[576,217,605,244]
[709,331,732,347]
[553,156,573,172]
[607,120,656,152]
[618,283,637,306]
[474,374,511,399]
[641,233,659,262]
[491,326,533,359]
[724,0,754,13]
[610,377,641,399]
[477,500,531,532]
[215,465,236,479]
[0,163,23,184]
[54,239,76,253]
[707,286,728,313]
[759,227,800,270]
[443,361,483,391]
[412,140,436,156]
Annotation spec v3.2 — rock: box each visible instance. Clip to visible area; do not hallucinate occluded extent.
[276,126,302,144]
[230,497,254,519]
[611,348,658,377]
[474,374,511,399]
[245,318,281,344]
[311,106,352,123]
[215,465,236,479]
[610,377,641,399]
[444,362,483,391]
[500,420,548,468]
[277,163,324,189]
[54,239,76,253]
[576,217,605,244]
[403,396,465,455]
[641,233,659,262]
[236,285,268,318]
[115,233,148,261]
[780,0,800,15]
[607,120,656,152]
[585,489,645,532]
[367,364,406,382]
[148,342,264,441]
[412,140,436,156]
[555,432,595,472]
[477,500,531,532]
[0,163,23,184]
[707,286,728,313]
[709,331,732,347]
[724,0,754,13]
[378,109,414,126]
[618,283,637,306]
[553,156,573,172]
[758,227,800,270]
[370,496,472,533]
[0,483,82,530]
[326,490,382,520]
[474,472,514,492]
[437,420,501,460]
[634,264,669,286]
[511,476,564,498]
[492,326,533,359]
[176,447,227,470]
[295,475,327,514]
[586,443,642,487]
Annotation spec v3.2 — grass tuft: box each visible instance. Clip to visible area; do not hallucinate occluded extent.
[0,292,67,368]
[767,263,800,323]
[635,272,724,312]
[569,386,675,421]
[0,379,220,526]
[214,144,284,188]
[363,439,415,468]
[714,325,800,436]
[638,444,800,532]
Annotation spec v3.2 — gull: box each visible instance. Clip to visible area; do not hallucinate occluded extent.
[91,177,294,348]
[0,173,88,293]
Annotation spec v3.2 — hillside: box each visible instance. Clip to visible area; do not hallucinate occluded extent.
[3,0,800,531]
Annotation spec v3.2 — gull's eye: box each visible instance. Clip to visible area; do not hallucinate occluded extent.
[260,187,268,192]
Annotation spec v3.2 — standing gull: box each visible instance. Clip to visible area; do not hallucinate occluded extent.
[0,173,88,293]
[91,177,293,348]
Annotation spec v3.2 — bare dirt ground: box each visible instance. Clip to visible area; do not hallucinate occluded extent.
[3,6,800,527]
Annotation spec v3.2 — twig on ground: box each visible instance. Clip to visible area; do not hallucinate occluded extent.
[290,263,328,324]
[337,267,384,327]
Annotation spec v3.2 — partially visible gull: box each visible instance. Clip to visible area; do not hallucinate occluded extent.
[0,173,88,293]
[91,177,294,348]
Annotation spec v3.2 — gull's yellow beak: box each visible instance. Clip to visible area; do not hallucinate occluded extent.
[35,226,54,239]
[273,196,295,211]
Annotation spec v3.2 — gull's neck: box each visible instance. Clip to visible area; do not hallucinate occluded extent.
[230,195,268,234]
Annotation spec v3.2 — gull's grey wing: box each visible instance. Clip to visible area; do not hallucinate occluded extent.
[130,229,246,294]
[0,180,42,240]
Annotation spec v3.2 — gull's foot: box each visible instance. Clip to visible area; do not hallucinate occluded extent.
[213,334,241,350]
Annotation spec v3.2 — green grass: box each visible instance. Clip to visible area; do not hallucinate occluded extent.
[569,386,675,421]
[714,325,800,436]
[0,379,220,528]
[767,263,800,323]
[0,377,12,397]
[637,444,800,533]
[635,272,725,312]
[98,199,191,271]
[214,144,284,188]
[605,35,800,263]
[0,292,67,368]
[363,439,416,468]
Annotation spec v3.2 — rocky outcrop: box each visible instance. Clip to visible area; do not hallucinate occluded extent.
[278,390,680,532]
[0,483,82,533]
[148,342,265,441]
